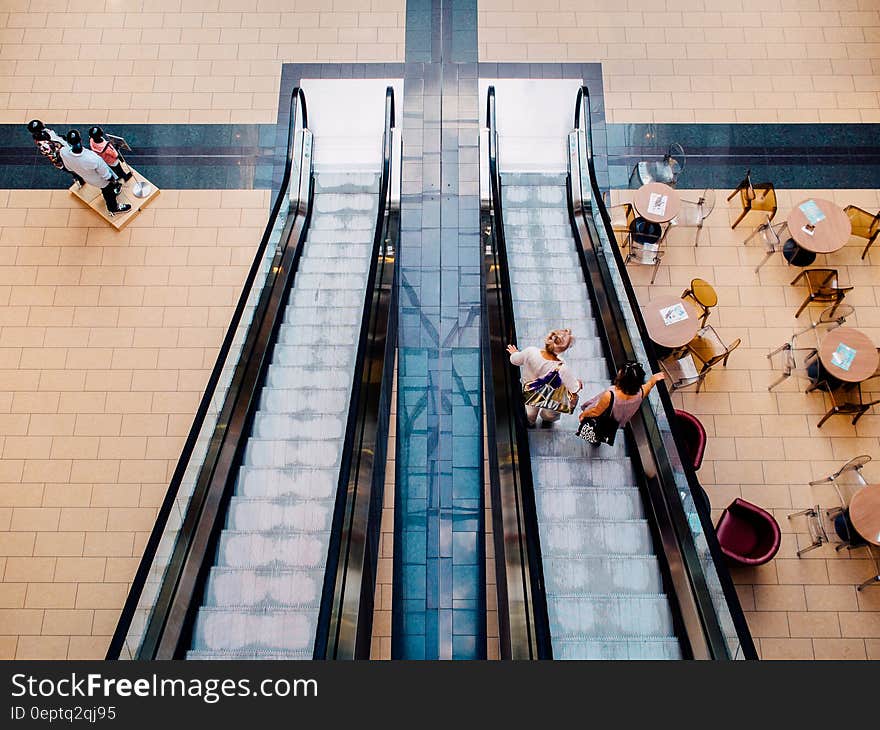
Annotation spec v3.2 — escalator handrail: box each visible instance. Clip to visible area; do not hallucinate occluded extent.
[107,87,310,659]
[315,86,398,659]
[572,85,757,660]
[483,86,553,659]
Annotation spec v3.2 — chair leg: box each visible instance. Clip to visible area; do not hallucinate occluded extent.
[754,250,774,274]
[730,208,748,229]
[796,541,823,557]
[694,223,702,247]
[650,260,660,284]
[853,406,869,425]
[794,294,812,318]
[788,507,815,519]
[767,341,791,358]
[861,234,877,260]
[726,187,740,202]
[807,476,833,486]
[767,372,790,391]
[790,270,807,286]
[858,574,880,591]
[817,408,837,428]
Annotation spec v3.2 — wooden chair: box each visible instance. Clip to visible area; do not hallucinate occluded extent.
[682,325,741,392]
[608,202,635,250]
[727,169,777,229]
[681,278,717,327]
[789,268,852,318]
[844,205,880,259]
[817,383,880,428]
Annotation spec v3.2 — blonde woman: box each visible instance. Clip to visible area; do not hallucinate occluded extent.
[507,328,583,428]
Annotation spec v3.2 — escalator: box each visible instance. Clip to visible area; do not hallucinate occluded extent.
[482,86,757,660]
[109,87,399,660]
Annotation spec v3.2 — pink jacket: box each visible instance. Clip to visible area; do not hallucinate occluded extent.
[90,138,119,165]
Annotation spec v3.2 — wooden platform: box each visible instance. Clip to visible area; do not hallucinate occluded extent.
[68,166,160,230]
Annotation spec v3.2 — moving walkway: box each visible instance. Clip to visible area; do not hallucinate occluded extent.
[108,87,399,660]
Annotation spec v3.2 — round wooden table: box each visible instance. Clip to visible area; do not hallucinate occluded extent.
[818,326,879,383]
[633,182,681,224]
[849,484,880,546]
[642,295,700,349]
[786,198,852,253]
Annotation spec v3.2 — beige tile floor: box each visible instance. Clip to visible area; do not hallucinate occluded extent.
[0,186,268,659]
[0,0,406,125]
[611,184,880,659]
[479,0,880,124]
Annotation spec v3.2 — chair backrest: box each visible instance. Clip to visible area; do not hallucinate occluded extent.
[664,142,686,181]
[697,188,716,219]
[688,278,717,308]
[751,183,777,215]
[629,238,662,264]
[816,302,853,327]
[844,205,880,239]
[836,454,872,481]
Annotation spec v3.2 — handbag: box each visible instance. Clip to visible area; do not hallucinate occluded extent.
[576,391,618,445]
[522,367,577,414]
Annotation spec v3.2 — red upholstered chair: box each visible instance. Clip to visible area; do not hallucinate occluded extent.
[715,498,781,566]
[673,409,706,471]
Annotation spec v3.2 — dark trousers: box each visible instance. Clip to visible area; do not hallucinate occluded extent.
[111,162,130,180]
[100,181,122,213]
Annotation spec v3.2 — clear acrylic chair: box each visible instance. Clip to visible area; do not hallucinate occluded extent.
[793,303,854,342]
[787,504,865,556]
[623,220,664,284]
[628,143,686,188]
[809,455,871,493]
[665,188,716,246]
[744,215,789,273]
[766,338,826,392]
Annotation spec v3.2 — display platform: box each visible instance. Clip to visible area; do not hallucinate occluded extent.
[68,166,159,230]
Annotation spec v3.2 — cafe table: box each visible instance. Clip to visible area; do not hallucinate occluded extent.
[817,326,879,384]
[642,294,700,350]
[848,483,880,590]
[783,198,852,265]
[633,182,681,225]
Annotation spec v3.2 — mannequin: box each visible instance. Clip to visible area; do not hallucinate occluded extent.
[59,130,131,215]
[87,126,132,181]
[27,119,85,186]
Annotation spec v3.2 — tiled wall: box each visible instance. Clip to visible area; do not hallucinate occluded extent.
[0,187,268,659]
[478,0,880,124]
[0,0,406,125]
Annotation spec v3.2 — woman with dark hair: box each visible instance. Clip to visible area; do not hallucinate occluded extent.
[578,361,665,445]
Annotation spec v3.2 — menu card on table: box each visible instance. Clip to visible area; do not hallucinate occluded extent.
[660,302,689,326]
[830,343,857,371]
[799,200,826,225]
[647,192,668,217]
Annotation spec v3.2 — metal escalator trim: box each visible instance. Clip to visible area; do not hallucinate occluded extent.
[570,85,757,660]
[481,86,553,660]
[314,87,399,660]
[107,87,314,659]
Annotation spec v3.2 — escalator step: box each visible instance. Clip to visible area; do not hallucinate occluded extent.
[283,305,364,327]
[546,594,677,638]
[552,638,682,660]
[250,413,346,441]
[257,387,350,414]
[215,531,332,569]
[276,324,360,347]
[202,567,327,609]
[243,438,342,469]
[235,467,337,501]
[540,520,655,557]
[269,345,356,368]
[224,496,335,532]
[535,488,645,521]
[541,556,665,595]
[190,608,317,654]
